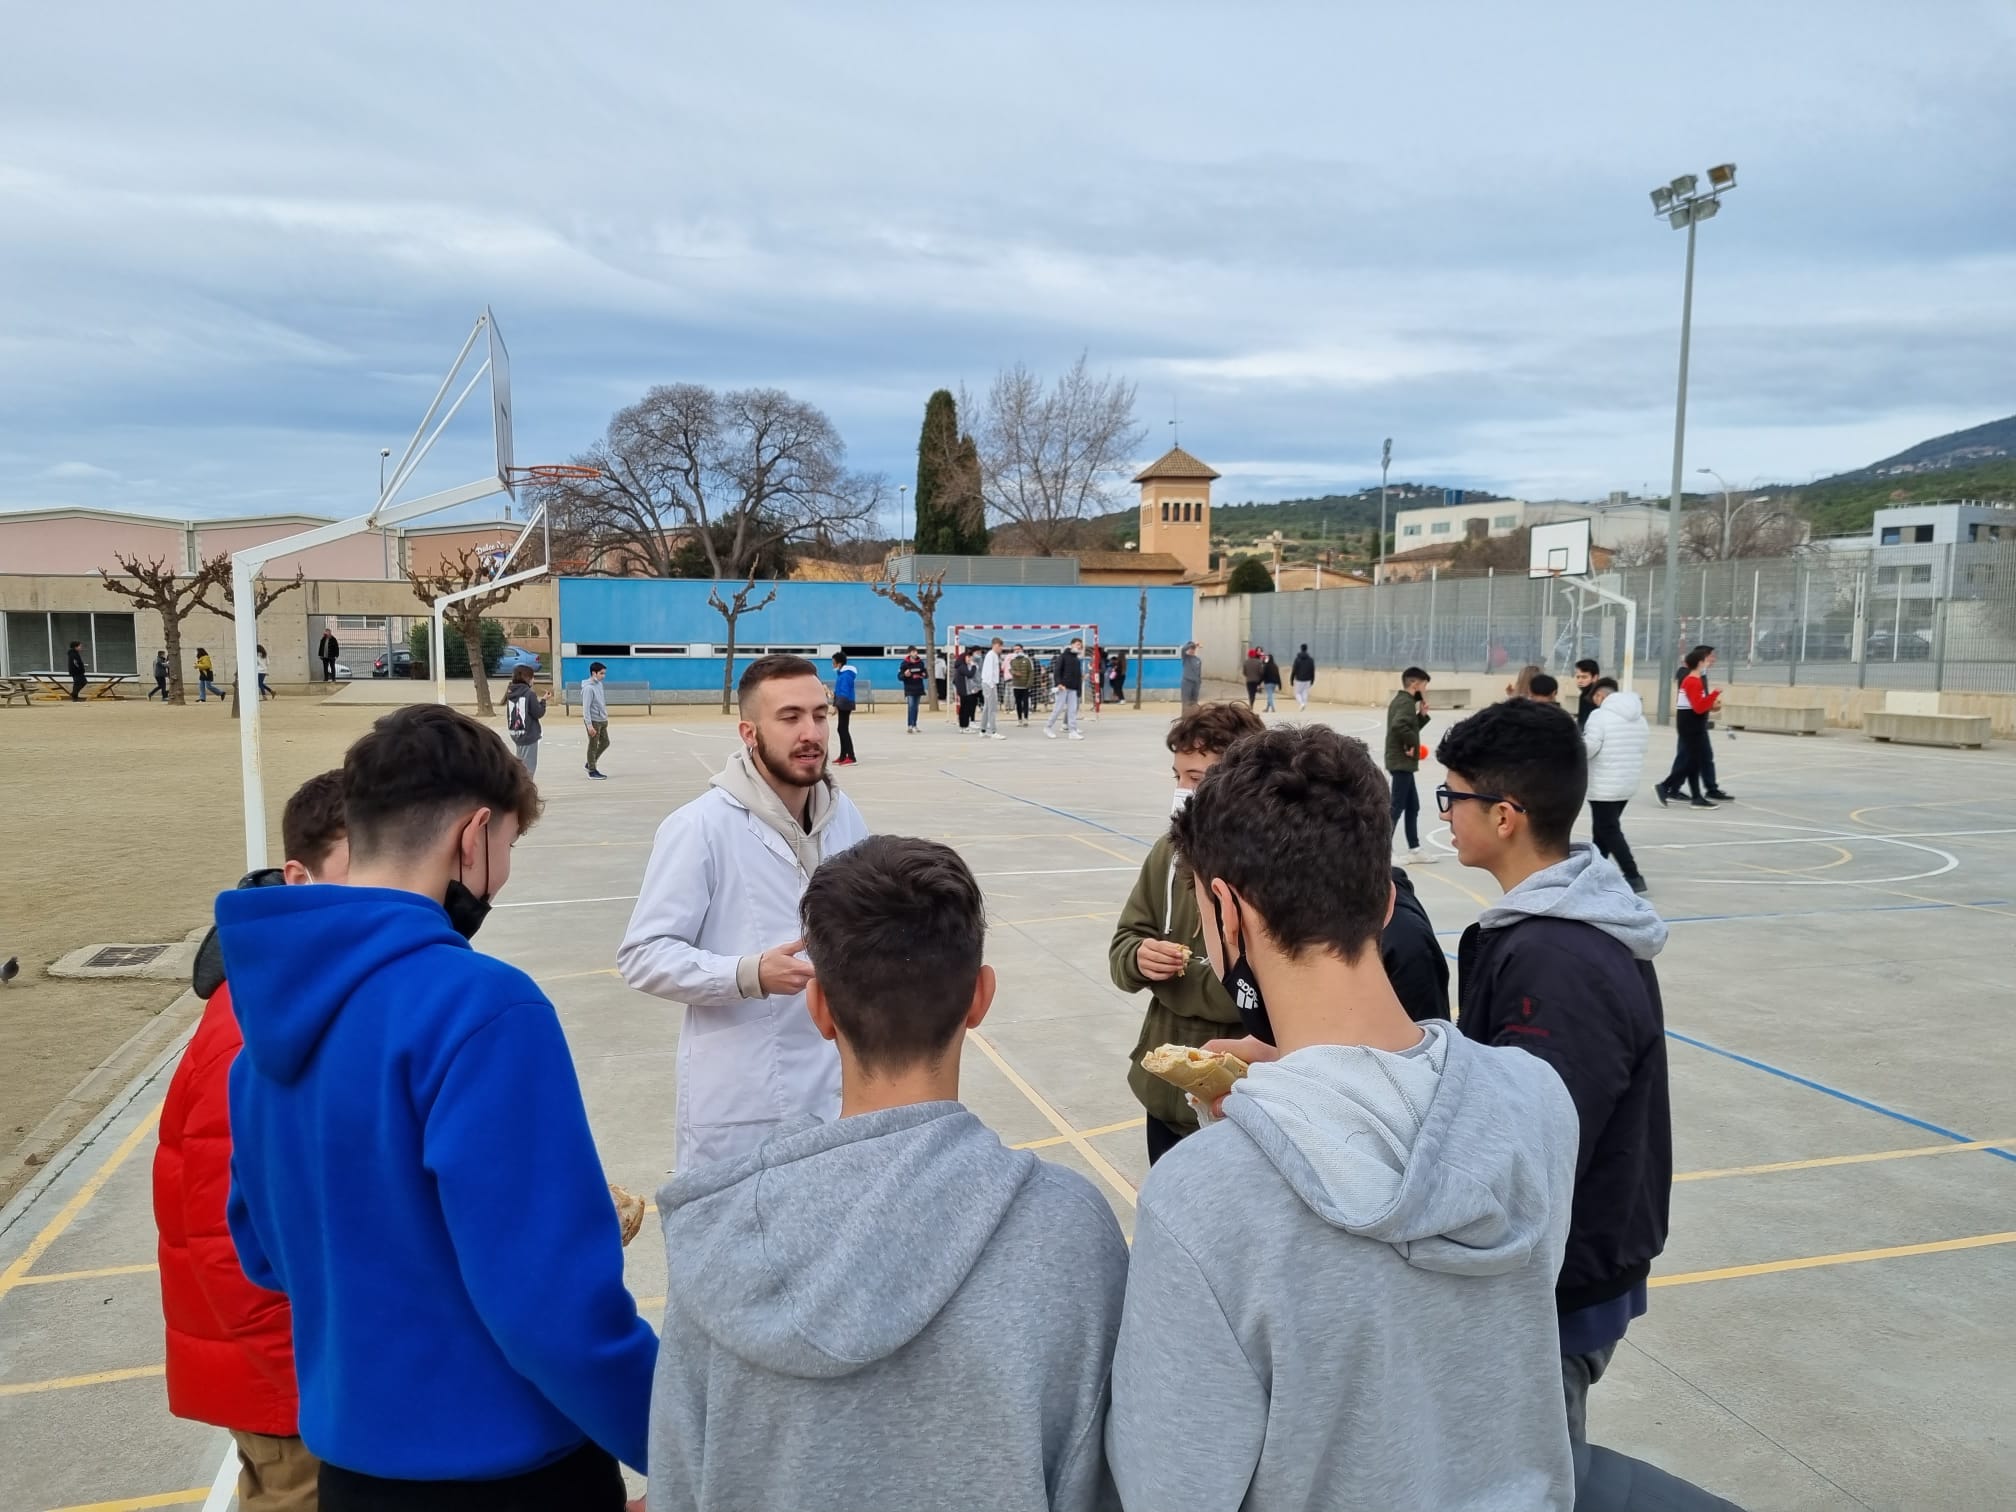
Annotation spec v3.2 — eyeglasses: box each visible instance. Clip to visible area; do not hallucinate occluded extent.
[1435,783,1527,816]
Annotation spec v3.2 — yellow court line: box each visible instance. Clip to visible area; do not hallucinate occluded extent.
[965,1029,1137,1207]
[1677,1137,2016,1182]
[1002,911,1117,927]
[42,1492,208,1512]
[13,1262,159,1287]
[0,1364,166,1397]
[1412,864,1492,908]
[0,1103,163,1301]
[1068,833,1143,866]
[1012,1117,1146,1152]
[1652,1230,2016,1289]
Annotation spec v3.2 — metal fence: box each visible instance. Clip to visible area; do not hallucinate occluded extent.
[1245,540,2016,694]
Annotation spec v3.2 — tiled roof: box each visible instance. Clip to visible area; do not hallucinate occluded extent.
[1132,447,1222,483]
[1071,550,1188,572]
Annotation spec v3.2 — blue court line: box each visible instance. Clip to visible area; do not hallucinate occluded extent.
[941,770,1153,847]
[1663,1030,2016,1165]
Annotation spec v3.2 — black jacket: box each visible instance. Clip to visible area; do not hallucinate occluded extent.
[1051,648,1082,693]
[1456,914,1671,1314]
[898,655,926,696]
[1576,685,1598,727]
[1382,867,1448,1023]
[1292,651,1315,682]
[1261,658,1282,687]
[68,647,86,677]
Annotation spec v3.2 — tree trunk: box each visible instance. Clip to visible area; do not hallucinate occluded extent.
[161,611,188,705]
[719,615,738,715]
[922,611,940,711]
[457,615,494,716]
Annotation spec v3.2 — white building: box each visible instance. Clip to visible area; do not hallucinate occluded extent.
[1870,501,2016,547]
[1392,495,1673,553]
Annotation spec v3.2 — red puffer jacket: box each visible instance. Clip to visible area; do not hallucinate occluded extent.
[152,984,299,1434]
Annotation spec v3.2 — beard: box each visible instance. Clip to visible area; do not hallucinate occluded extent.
[752,728,828,788]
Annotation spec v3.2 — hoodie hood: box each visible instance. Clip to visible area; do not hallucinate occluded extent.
[216,884,468,1083]
[1598,688,1644,722]
[658,1103,1036,1378]
[1224,1022,1561,1276]
[1480,842,1667,959]
[710,746,839,876]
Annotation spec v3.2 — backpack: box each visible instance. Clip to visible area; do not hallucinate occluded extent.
[506,692,528,736]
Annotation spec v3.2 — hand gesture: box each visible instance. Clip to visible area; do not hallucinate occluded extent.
[1135,938,1191,982]
[757,937,816,997]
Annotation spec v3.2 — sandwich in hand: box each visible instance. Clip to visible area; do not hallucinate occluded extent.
[610,1183,647,1247]
[1139,1043,1249,1106]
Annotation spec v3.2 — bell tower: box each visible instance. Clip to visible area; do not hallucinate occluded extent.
[1133,446,1219,576]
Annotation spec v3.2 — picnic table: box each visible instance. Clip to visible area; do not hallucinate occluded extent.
[1,676,38,707]
[24,672,134,701]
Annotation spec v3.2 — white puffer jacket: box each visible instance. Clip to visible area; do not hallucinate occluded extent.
[1582,689,1650,801]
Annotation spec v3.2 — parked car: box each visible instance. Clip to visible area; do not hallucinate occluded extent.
[373,649,417,678]
[1865,628,1933,662]
[332,661,354,681]
[492,645,542,677]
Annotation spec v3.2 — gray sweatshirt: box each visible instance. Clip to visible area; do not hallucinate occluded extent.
[649,1102,1129,1512]
[1107,1021,1581,1512]
[582,676,608,723]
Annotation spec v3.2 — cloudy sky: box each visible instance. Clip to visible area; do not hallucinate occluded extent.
[4,1,2013,534]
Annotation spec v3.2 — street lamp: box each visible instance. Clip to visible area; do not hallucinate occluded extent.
[898,483,909,558]
[1374,438,1392,661]
[1651,163,1738,723]
[378,447,395,661]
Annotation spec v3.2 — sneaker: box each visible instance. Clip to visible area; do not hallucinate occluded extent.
[989,733,1007,740]
[1045,728,1057,739]
[1706,790,1736,801]
[1405,849,1437,865]
[836,755,856,765]
[1626,875,1650,894]
[589,770,608,780]
[1653,784,1671,807]
[1690,796,1717,809]
[1068,731,1084,740]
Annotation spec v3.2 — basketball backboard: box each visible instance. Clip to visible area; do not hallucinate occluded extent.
[488,309,515,499]
[1529,517,1592,579]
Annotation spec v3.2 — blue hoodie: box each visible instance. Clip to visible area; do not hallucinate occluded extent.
[220,884,657,1479]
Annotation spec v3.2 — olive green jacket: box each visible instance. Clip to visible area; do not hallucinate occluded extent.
[1109,833,1242,1129]
[1009,653,1035,689]
[1386,689,1431,772]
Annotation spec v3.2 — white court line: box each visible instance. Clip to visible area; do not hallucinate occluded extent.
[202,1439,237,1511]
[1640,825,2016,852]
[494,893,640,909]
[974,865,1139,878]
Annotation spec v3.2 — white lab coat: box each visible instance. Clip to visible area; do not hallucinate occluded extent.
[617,783,869,1170]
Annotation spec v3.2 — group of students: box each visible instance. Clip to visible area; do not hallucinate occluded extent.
[891,637,1093,744]
[151,652,1744,1510]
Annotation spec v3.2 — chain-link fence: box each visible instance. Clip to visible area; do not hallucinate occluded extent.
[1245,541,2016,694]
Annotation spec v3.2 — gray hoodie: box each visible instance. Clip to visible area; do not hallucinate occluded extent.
[1479,842,1668,960]
[650,1102,1129,1512]
[1108,1021,1581,1512]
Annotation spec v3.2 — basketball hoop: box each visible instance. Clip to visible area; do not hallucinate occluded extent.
[504,463,601,487]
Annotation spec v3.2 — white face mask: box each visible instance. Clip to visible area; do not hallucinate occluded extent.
[1171,788,1193,816]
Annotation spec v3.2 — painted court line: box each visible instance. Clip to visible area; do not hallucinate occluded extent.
[0,1365,165,1397]
[1012,1117,1146,1151]
[1676,1137,2016,1182]
[0,1104,162,1301]
[965,1029,1137,1206]
[941,770,1151,847]
[12,1261,158,1286]
[1652,1230,2016,1289]
[44,1491,209,1512]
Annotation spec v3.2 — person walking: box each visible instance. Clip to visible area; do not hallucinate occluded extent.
[1686,648,1736,801]
[1260,651,1282,713]
[582,660,611,779]
[1242,646,1264,708]
[1656,646,1720,809]
[149,649,170,701]
[898,646,926,734]
[618,655,869,1169]
[195,648,223,704]
[1290,643,1315,710]
[317,628,340,683]
[255,645,274,700]
[1009,644,1035,725]
[1386,666,1435,865]
[1573,659,1601,727]
[978,638,1006,739]
[951,649,974,731]
[1107,648,1128,705]
[830,652,859,765]
[504,664,546,776]
[933,648,949,705]
[1583,677,1649,892]
[1179,641,1202,712]
[67,639,88,700]
[1043,636,1086,740]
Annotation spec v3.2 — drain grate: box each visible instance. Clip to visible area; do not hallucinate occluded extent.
[84,944,170,970]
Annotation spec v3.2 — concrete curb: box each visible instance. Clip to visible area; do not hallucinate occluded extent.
[0,991,202,1237]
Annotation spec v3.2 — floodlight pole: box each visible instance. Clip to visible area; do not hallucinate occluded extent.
[1376,437,1392,661]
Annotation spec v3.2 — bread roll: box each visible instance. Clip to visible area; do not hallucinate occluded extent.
[610,1183,647,1246]
[1140,1044,1249,1105]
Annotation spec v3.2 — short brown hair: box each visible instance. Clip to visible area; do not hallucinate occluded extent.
[281,770,347,873]
[510,664,535,686]
[800,836,985,1075]
[341,705,543,860]
[1167,701,1265,758]
[737,653,823,714]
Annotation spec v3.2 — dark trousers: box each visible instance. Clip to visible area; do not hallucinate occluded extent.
[70,672,87,700]
[1146,1114,1188,1166]
[319,1441,625,1512]
[321,654,337,681]
[149,674,168,700]
[1390,768,1421,849]
[1589,799,1640,880]
[1013,687,1030,721]
[957,692,978,728]
[1565,1349,1745,1511]
[1245,682,1260,708]
[1663,713,1710,798]
[586,720,610,771]
[835,702,855,760]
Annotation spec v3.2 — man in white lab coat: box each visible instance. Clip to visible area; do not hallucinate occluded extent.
[978,637,1006,739]
[617,654,871,1169]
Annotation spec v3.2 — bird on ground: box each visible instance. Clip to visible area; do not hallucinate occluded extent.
[1,956,18,985]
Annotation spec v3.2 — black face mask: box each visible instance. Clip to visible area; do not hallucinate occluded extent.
[443,818,493,941]
[1209,891,1275,1046]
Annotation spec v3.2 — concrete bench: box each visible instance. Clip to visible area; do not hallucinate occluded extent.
[562,680,656,713]
[1436,688,1474,710]
[1721,700,1826,736]
[1864,711,1991,749]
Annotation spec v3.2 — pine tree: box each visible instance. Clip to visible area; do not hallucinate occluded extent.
[913,390,990,555]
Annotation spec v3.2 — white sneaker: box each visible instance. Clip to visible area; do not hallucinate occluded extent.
[990,733,1007,740]
[1068,731,1085,741]
[1045,728,1057,739]
[1406,849,1437,865]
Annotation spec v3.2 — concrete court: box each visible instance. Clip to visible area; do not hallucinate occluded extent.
[3,698,2013,1512]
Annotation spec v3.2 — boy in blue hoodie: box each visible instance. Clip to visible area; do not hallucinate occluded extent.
[1108,726,1583,1512]
[222,705,657,1510]
[647,835,1129,1512]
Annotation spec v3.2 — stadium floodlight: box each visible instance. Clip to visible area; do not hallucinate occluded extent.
[1646,166,1739,724]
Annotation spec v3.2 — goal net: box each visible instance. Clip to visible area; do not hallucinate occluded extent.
[947,623,1103,712]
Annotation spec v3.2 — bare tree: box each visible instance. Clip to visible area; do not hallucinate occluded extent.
[193,561,305,719]
[97,553,232,704]
[870,569,949,711]
[1682,508,1807,562]
[967,353,1144,555]
[406,547,530,717]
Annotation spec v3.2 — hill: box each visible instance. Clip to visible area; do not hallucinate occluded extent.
[1839,415,2016,481]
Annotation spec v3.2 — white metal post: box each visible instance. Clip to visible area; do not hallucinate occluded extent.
[1659,212,1698,727]
[232,556,269,865]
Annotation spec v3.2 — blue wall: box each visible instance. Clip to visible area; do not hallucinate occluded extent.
[557,578,1196,694]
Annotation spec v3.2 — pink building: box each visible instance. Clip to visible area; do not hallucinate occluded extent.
[0,507,394,579]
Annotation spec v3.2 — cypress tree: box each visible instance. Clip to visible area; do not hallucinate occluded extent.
[913,390,960,554]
